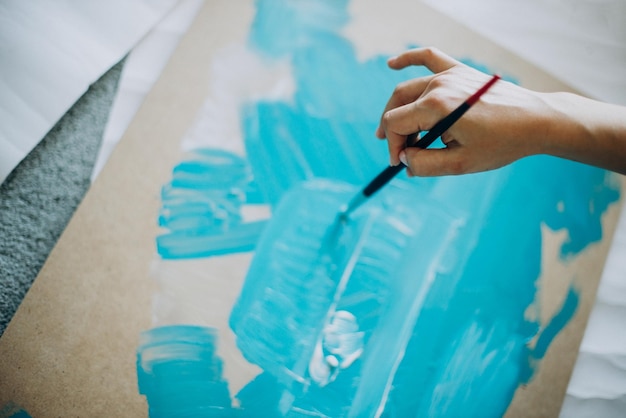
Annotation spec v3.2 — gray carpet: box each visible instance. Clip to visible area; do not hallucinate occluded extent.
[0,59,125,337]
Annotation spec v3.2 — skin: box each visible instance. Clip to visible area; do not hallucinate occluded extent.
[376,47,626,176]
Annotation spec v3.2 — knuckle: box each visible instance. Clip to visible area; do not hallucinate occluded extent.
[422,46,435,58]
[392,81,411,101]
[427,75,446,90]
[422,94,447,114]
[421,46,440,60]
[382,110,395,126]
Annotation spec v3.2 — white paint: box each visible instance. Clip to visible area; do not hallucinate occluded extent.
[308,310,365,386]
[181,44,295,155]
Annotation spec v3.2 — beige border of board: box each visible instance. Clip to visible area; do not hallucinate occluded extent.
[0,1,622,416]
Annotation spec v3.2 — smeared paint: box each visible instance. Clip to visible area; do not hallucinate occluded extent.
[139,0,621,416]
[533,285,581,359]
[156,149,267,259]
[228,171,565,416]
[0,403,32,418]
[136,325,233,417]
[309,310,365,387]
[229,179,469,416]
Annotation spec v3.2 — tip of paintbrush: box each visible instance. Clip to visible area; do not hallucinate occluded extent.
[337,212,349,225]
[340,192,366,222]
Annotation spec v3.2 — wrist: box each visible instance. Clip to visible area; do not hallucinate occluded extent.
[536,92,592,161]
[537,92,626,173]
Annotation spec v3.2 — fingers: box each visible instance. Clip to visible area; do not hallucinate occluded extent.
[382,100,441,165]
[376,47,466,167]
[375,76,433,139]
[401,146,468,177]
[388,47,460,74]
[376,47,460,139]
[376,47,463,164]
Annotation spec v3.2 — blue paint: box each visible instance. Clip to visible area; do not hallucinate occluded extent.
[227,165,609,416]
[242,2,433,205]
[516,285,581,384]
[537,159,620,256]
[533,285,580,359]
[0,403,32,418]
[229,179,472,415]
[249,0,350,59]
[157,220,266,259]
[136,325,234,417]
[142,0,621,416]
[156,149,267,259]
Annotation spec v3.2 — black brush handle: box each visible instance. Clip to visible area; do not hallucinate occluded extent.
[358,74,499,203]
[361,102,467,199]
[362,163,405,197]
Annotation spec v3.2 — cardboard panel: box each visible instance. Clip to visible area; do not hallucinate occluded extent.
[0,1,621,416]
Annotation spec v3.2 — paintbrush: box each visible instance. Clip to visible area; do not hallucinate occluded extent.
[340,74,501,220]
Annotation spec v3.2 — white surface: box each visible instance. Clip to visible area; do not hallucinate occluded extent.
[91,0,204,180]
[0,0,178,184]
[423,1,626,415]
[424,0,626,106]
[561,200,626,417]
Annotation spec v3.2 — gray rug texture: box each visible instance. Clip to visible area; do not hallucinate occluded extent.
[0,59,125,336]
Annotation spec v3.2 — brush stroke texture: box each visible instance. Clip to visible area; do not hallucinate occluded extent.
[138,0,621,416]
[137,325,232,417]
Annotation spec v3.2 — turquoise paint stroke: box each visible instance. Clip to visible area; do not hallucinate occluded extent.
[231,179,469,416]
[156,149,267,259]
[533,285,581,359]
[0,403,32,418]
[243,1,519,206]
[136,325,233,417]
[143,0,621,416]
[243,1,433,205]
[237,0,620,414]
[227,170,609,417]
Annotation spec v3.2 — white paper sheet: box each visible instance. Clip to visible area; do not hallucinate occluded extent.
[561,200,626,417]
[0,0,178,183]
[423,0,626,106]
[90,0,204,181]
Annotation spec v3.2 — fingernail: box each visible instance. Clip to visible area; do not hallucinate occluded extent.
[399,150,408,166]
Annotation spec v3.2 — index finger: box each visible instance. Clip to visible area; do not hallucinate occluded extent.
[376,76,433,139]
[388,47,460,74]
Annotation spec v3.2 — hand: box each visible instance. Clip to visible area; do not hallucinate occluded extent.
[375,47,626,176]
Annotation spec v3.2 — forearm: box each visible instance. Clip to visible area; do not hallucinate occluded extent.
[539,92,626,175]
